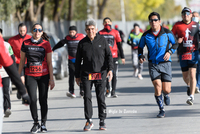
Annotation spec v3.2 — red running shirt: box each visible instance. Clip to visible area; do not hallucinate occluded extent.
[98,29,121,58]
[0,37,13,87]
[8,34,31,64]
[21,38,52,77]
[172,21,199,54]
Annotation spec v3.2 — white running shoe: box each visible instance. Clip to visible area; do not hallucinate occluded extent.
[66,92,76,98]
[138,74,143,80]
[195,87,200,93]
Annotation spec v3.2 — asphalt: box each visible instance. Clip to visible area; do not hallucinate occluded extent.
[2,43,200,134]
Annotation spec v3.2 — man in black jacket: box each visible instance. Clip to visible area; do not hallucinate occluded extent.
[75,19,113,131]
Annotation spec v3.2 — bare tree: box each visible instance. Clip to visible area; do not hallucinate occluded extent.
[67,0,74,21]
[53,0,65,22]
[97,0,107,19]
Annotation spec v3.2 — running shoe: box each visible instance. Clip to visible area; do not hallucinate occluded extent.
[41,123,47,133]
[186,97,193,105]
[163,94,170,105]
[30,123,41,133]
[157,110,165,118]
[195,87,200,93]
[187,87,190,96]
[80,91,84,98]
[111,94,118,98]
[105,89,111,97]
[66,92,76,98]
[4,108,11,117]
[99,122,107,130]
[138,74,143,80]
[17,91,21,99]
[83,121,94,131]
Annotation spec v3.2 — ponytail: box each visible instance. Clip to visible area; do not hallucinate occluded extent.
[42,32,49,42]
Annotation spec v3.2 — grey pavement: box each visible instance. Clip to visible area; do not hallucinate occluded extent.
[2,44,200,134]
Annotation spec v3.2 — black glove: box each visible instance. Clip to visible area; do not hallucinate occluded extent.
[139,55,145,61]
[22,93,31,105]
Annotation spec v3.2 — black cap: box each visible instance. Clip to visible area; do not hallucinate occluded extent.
[181,7,192,14]
[133,23,139,28]
[69,26,77,31]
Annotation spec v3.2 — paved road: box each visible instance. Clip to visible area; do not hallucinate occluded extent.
[2,44,200,134]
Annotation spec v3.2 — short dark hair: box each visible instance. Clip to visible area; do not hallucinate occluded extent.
[103,17,112,22]
[148,12,160,20]
[0,28,2,34]
[18,23,26,30]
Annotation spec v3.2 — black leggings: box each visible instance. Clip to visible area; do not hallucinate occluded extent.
[25,75,49,123]
[2,77,11,111]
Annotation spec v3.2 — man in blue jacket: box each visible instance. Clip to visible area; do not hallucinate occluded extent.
[138,12,178,118]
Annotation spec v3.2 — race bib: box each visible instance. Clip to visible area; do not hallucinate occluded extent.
[29,62,43,73]
[182,53,192,60]
[88,73,102,80]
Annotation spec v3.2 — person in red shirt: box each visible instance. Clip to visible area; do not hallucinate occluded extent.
[0,36,30,133]
[172,7,199,105]
[98,17,125,98]
[52,26,85,98]
[8,23,31,98]
[18,23,55,133]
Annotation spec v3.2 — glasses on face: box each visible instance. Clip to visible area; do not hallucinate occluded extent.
[182,12,191,16]
[149,19,159,23]
[33,28,43,32]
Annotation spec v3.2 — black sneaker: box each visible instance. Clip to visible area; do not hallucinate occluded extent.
[111,93,118,98]
[187,87,190,96]
[163,94,170,105]
[80,91,84,98]
[30,123,41,133]
[41,123,47,133]
[157,110,165,118]
[99,122,107,130]
[83,121,94,131]
[17,91,21,99]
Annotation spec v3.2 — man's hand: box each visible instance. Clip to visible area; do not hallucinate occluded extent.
[107,70,113,82]
[121,58,125,65]
[139,58,145,63]
[22,93,31,105]
[178,37,184,44]
[163,52,171,61]
[76,78,82,86]
[49,80,55,90]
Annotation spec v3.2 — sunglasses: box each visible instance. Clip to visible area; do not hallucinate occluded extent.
[33,28,43,32]
[149,19,159,22]
[182,12,191,16]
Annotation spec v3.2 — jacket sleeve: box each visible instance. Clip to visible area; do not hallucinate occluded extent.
[105,39,113,71]
[117,42,125,59]
[4,63,26,96]
[52,39,67,51]
[167,32,178,54]
[138,35,145,57]
[75,42,82,78]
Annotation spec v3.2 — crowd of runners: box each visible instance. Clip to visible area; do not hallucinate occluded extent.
[0,6,200,133]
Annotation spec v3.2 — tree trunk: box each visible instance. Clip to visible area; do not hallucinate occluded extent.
[67,0,74,21]
[53,0,65,22]
[98,0,107,19]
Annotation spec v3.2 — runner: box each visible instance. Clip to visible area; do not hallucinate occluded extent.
[127,23,143,79]
[0,34,30,133]
[18,23,55,133]
[139,12,178,118]
[8,23,31,99]
[192,11,200,94]
[52,26,85,98]
[98,17,125,98]
[75,19,113,131]
[0,28,14,117]
[172,7,199,105]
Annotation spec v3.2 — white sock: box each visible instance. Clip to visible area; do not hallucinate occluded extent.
[190,95,194,100]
